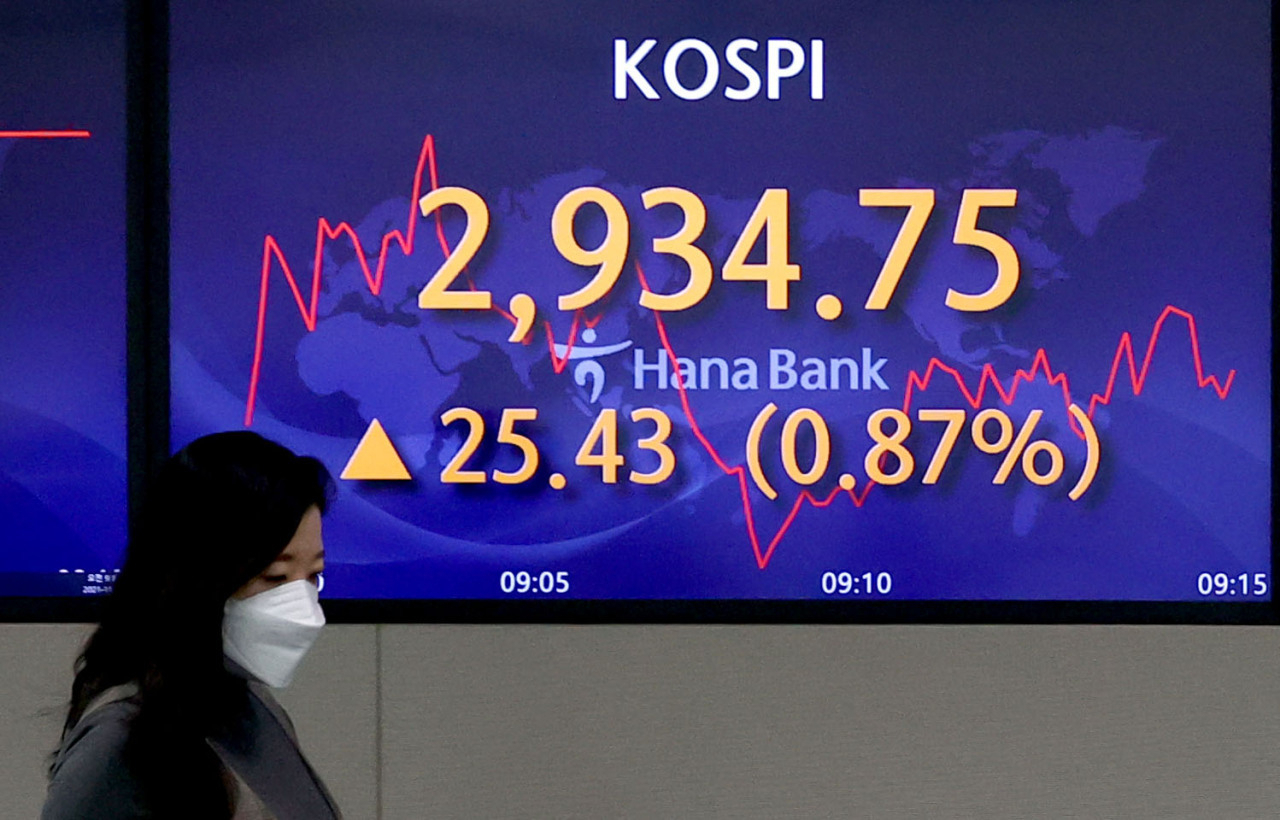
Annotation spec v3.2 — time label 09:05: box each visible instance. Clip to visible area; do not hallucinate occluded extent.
[500,570,570,595]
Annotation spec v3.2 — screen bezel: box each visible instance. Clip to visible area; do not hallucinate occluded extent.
[1,0,1275,625]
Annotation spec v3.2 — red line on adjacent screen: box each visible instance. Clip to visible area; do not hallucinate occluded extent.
[0,130,91,138]
[243,136,1237,570]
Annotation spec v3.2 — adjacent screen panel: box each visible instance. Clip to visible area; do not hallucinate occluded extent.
[170,1,1272,612]
[0,1,128,598]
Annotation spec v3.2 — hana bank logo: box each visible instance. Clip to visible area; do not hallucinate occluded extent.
[552,328,633,403]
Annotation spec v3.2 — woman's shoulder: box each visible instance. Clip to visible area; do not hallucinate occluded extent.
[42,690,149,820]
[53,683,142,767]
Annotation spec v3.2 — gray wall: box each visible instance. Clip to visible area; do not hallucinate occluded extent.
[4,624,1278,818]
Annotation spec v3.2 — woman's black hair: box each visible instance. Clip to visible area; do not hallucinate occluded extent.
[59,431,332,818]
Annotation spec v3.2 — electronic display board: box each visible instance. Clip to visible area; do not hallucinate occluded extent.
[0,1,128,599]
[168,1,1272,617]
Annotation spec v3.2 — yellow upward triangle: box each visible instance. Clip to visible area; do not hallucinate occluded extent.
[341,418,412,480]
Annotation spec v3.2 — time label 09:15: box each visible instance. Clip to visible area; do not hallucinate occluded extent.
[1196,572,1268,597]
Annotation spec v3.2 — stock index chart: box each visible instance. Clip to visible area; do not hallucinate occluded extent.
[170,1,1271,606]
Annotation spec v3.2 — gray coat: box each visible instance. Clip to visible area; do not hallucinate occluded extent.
[41,678,342,820]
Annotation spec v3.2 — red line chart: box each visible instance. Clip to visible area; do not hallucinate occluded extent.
[899,307,1234,439]
[245,135,590,425]
[242,134,1238,569]
[641,267,1236,568]
[0,129,91,138]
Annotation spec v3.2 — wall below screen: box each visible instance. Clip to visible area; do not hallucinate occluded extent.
[3,625,1277,818]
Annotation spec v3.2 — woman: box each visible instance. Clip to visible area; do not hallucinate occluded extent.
[42,431,343,819]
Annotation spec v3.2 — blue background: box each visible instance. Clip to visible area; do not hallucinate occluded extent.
[0,1,128,597]
[169,1,1271,601]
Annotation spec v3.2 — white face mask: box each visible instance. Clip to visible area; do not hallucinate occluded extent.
[223,579,325,688]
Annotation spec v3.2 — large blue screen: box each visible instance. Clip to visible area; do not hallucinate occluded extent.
[0,1,128,598]
[170,1,1271,604]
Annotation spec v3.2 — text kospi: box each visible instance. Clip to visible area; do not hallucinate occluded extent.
[613,38,825,101]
